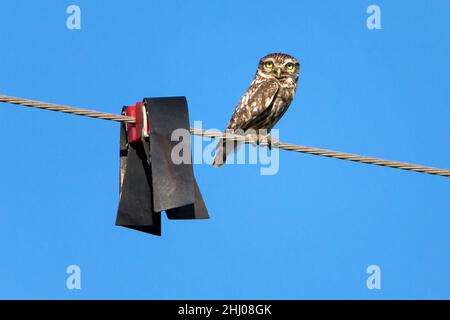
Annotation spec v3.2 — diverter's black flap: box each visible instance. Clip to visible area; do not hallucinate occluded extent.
[116,122,161,236]
[145,97,196,213]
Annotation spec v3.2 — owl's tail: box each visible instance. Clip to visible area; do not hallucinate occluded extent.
[212,139,242,167]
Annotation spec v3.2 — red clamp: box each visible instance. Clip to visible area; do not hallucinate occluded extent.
[124,102,149,145]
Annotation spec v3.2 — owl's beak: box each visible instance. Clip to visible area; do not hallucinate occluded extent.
[276,68,282,78]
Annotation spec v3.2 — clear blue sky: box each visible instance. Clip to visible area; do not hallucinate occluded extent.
[0,0,449,299]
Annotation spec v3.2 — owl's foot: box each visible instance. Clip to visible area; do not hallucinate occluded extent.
[259,134,279,149]
[245,133,260,147]
[244,133,279,149]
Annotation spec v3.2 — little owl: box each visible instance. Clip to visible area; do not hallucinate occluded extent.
[212,53,300,167]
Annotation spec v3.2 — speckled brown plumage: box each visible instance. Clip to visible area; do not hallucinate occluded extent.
[213,53,300,167]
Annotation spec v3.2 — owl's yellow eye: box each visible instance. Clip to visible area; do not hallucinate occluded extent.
[264,61,274,69]
[286,63,295,71]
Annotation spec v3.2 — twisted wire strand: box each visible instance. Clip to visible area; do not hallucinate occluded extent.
[1,94,449,178]
[189,129,450,177]
[0,95,135,123]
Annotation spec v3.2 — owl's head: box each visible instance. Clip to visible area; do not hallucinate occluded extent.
[257,53,300,83]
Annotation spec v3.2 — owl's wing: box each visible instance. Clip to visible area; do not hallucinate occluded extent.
[226,80,279,131]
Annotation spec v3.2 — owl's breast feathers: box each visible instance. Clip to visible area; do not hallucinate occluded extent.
[227,78,297,132]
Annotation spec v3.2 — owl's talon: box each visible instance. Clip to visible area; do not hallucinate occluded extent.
[259,134,279,149]
[258,136,269,148]
[268,136,279,149]
[245,133,259,146]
